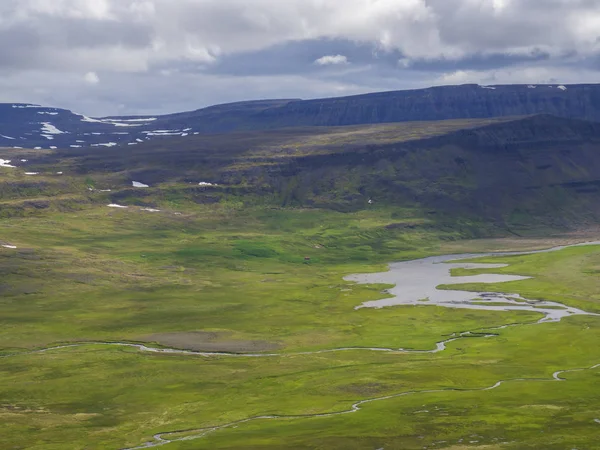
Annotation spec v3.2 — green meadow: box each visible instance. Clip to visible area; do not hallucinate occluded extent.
[1,167,600,449]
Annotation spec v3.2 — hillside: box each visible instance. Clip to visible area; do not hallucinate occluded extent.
[4,84,600,149]
[3,114,600,231]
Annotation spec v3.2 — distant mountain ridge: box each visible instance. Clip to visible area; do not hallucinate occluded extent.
[3,83,600,149]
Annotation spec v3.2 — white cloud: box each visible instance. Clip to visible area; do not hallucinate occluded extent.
[314,54,348,65]
[1,0,600,114]
[84,71,100,84]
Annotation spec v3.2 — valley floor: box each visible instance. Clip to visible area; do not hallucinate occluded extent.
[1,178,600,449]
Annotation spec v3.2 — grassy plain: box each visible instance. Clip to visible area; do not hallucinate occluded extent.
[1,162,600,449]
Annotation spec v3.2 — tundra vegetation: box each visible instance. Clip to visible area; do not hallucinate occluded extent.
[1,116,599,449]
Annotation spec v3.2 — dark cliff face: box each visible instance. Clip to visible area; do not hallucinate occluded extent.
[249,84,600,130]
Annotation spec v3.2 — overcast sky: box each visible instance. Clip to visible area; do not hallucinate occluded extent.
[1,0,600,116]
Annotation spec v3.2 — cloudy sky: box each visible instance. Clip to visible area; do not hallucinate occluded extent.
[1,0,600,116]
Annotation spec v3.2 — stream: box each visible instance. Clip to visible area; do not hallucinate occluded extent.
[3,241,600,448]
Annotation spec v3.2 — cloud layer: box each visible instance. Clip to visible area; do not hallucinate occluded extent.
[1,0,600,115]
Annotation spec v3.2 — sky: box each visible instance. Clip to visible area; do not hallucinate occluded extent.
[1,0,600,116]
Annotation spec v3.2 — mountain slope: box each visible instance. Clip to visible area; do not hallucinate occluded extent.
[4,84,600,149]
[5,114,600,230]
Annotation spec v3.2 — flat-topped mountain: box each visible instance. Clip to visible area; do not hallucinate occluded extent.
[3,84,600,150]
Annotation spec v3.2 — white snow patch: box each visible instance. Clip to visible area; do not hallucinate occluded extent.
[198,182,217,187]
[108,204,128,208]
[183,128,192,132]
[143,130,181,136]
[558,85,567,91]
[100,189,112,192]
[41,135,54,140]
[136,138,143,143]
[141,208,161,212]
[127,142,137,145]
[480,85,496,90]
[41,122,65,135]
[70,145,82,148]
[104,117,157,123]
[49,146,57,149]
[76,140,85,143]
[12,104,41,109]
[34,147,42,150]
[91,132,102,135]
[2,244,17,249]
[37,111,59,115]
[132,181,149,188]
[0,134,15,140]
[12,146,23,149]
[181,133,189,137]
[91,142,118,147]
[80,115,103,123]
[56,172,63,175]
[25,172,39,175]
[80,115,143,127]
[527,85,537,88]
[0,159,15,168]
[20,159,28,162]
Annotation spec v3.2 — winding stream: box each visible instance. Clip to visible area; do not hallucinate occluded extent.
[120,361,600,450]
[4,241,600,448]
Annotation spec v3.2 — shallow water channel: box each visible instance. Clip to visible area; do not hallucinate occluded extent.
[345,241,600,322]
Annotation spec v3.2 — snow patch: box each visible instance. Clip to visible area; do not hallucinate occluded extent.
[141,208,161,212]
[0,159,15,168]
[2,244,17,249]
[198,182,217,187]
[12,104,41,109]
[480,85,496,90]
[49,146,57,149]
[132,181,149,188]
[56,172,63,175]
[143,130,181,136]
[37,111,59,115]
[91,142,118,147]
[70,145,82,148]
[79,115,103,123]
[41,122,65,135]
[104,117,157,123]
[25,172,39,175]
[20,159,28,162]
[0,134,15,140]
[41,135,54,140]
[108,204,128,208]
[527,85,537,88]
[557,85,567,91]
